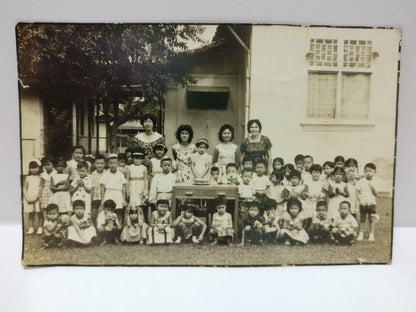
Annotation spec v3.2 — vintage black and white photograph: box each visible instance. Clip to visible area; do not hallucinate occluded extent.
[17,24,401,266]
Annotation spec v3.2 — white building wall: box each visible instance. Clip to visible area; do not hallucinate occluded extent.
[20,91,44,174]
[250,26,400,192]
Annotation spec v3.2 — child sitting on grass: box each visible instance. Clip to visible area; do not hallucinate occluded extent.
[120,206,148,244]
[209,195,234,245]
[279,198,309,245]
[67,200,97,246]
[242,203,265,245]
[147,199,174,245]
[308,200,332,242]
[331,201,358,245]
[173,202,207,244]
[263,199,280,243]
[96,199,122,245]
[42,203,70,248]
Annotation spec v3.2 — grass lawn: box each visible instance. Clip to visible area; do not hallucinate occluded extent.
[22,196,393,267]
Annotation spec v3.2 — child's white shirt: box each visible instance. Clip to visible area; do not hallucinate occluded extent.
[355,177,377,205]
[252,174,271,192]
[238,182,256,199]
[333,213,358,230]
[149,172,176,203]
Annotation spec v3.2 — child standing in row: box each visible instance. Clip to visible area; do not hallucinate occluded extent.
[356,163,378,241]
[190,139,212,182]
[126,149,148,209]
[50,158,71,215]
[267,170,288,217]
[90,154,106,225]
[149,143,168,185]
[24,159,42,234]
[39,156,55,216]
[328,167,349,220]
[70,161,93,214]
[149,156,176,205]
[101,154,127,226]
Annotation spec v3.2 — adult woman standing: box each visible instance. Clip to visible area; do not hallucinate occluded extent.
[212,124,240,176]
[135,113,165,167]
[240,119,273,173]
[172,124,197,184]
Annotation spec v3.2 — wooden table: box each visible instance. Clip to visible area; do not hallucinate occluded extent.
[171,184,239,235]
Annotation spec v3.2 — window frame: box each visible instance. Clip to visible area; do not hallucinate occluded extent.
[303,37,376,131]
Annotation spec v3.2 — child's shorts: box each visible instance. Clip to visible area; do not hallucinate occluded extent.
[23,200,40,213]
[359,204,376,215]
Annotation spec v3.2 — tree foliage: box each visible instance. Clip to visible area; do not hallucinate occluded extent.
[17,23,204,152]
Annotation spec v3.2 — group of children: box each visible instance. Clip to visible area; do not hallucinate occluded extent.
[23,142,379,248]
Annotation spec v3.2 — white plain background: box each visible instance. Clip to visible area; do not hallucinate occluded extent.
[0,0,415,311]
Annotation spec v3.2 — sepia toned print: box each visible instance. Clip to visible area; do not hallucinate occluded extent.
[17,24,401,266]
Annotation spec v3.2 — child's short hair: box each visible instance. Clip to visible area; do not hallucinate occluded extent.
[286,198,303,212]
[153,143,168,154]
[210,166,220,174]
[45,203,59,213]
[364,163,377,171]
[333,167,346,175]
[107,153,118,160]
[156,199,170,206]
[118,153,127,161]
[175,124,194,143]
[242,157,253,165]
[270,169,284,181]
[322,161,334,169]
[77,161,89,170]
[94,154,106,162]
[214,195,227,206]
[218,124,235,142]
[241,168,253,176]
[264,198,277,210]
[304,155,313,161]
[345,158,358,167]
[226,163,238,171]
[195,138,209,148]
[339,200,351,209]
[284,163,295,173]
[288,170,301,180]
[103,199,116,210]
[72,145,86,155]
[249,204,260,212]
[310,164,322,174]
[183,203,195,214]
[160,156,172,164]
[334,155,345,164]
[125,147,134,156]
[294,154,304,163]
[73,199,86,208]
[41,156,54,166]
[56,157,66,167]
[28,159,41,169]
[316,200,328,210]
[255,159,267,167]
[273,157,284,166]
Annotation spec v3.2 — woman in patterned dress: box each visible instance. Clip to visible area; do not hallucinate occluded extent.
[240,119,273,173]
[134,113,165,168]
[172,124,197,184]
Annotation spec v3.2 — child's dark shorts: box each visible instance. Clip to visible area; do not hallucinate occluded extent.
[359,204,376,214]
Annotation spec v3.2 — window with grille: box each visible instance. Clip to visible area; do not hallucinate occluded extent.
[307,38,372,120]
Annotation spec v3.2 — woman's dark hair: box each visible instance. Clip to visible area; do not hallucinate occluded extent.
[140,113,157,131]
[286,197,303,213]
[175,124,194,143]
[247,119,262,133]
[218,124,235,142]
